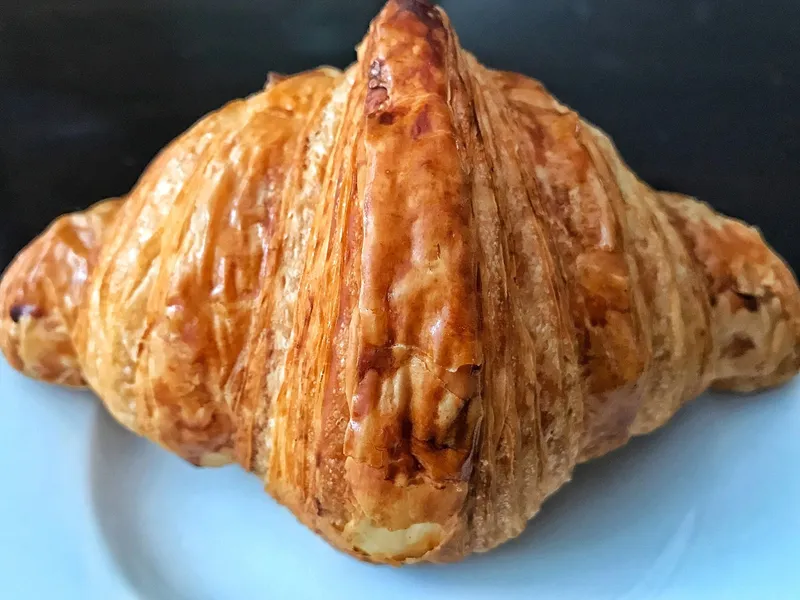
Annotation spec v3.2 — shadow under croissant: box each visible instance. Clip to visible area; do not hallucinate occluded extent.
[402,386,797,591]
[85,378,798,596]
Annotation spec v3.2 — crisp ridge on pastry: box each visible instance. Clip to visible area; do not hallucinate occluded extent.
[1,0,798,564]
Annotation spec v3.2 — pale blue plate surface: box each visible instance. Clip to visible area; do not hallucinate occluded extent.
[1,357,798,599]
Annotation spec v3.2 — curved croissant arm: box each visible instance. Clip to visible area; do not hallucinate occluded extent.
[1,0,798,564]
[0,198,121,386]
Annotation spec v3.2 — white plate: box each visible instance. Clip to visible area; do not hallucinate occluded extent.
[1,356,799,600]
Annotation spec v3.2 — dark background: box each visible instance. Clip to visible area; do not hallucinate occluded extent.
[1,0,798,270]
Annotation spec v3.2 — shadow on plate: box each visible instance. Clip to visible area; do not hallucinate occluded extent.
[86,384,795,600]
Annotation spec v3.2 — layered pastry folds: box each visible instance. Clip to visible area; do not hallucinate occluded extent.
[2,0,799,564]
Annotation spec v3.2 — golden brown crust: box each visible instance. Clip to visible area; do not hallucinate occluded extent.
[1,0,799,564]
[343,0,482,554]
[659,192,800,392]
[75,67,341,464]
[0,198,121,386]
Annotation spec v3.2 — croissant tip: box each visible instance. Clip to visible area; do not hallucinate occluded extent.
[390,0,442,26]
[397,0,435,7]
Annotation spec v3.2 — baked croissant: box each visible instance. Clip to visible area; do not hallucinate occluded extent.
[2,0,799,564]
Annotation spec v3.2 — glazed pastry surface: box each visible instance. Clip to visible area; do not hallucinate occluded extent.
[2,0,798,564]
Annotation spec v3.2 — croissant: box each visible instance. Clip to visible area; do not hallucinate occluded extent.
[2,0,799,565]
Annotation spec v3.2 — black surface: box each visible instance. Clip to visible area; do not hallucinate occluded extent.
[1,0,798,270]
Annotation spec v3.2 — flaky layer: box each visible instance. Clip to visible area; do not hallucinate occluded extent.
[1,0,798,564]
